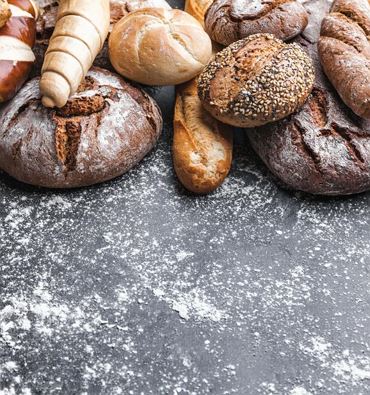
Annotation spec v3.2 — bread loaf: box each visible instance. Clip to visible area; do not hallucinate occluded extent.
[173,79,233,194]
[185,0,212,25]
[40,0,110,108]
[0,0,38,102]
[0,68,163,188]
[205,0,308,46]
[248,0,370,196]
[198,34,315,128]
[318,0,370,119]
[0,0,11,28]
[109,8,213,86]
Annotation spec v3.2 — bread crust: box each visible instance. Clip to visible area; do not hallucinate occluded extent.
[185,0,213,26]
[173,79,233,194]
[108,8,212,86]
[318,0,370,119]
[248,0,370,196]
[198,34,315,128]
[205,0,308,46]
[0,67,163,188]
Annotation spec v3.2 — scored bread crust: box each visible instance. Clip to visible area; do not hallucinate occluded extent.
[108,7,212,86]
[198,33,315,128]
[0,67,163,188]
[173,78,233,194]
[318,0,370,119]
[205,0,308,46]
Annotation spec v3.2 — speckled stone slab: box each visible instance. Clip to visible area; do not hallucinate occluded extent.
[1,1,370,394]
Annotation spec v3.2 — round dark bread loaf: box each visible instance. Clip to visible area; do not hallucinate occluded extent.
[197,34,315,128]
[0,67,163,188]
[318,0,370,119]
[205,0,308,46]
[247,0,370,196]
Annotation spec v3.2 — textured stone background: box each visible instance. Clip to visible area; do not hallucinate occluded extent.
[1,1,370,394]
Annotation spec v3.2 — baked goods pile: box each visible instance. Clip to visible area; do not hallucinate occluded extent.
[0,0,370,196]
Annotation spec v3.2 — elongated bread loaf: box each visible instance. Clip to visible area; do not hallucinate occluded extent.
[174,79,233,194]
[318,0,370,119]
[172,0,234,194]
[185,0,213,25]
[40,0,110,108]
[0,0,38,102]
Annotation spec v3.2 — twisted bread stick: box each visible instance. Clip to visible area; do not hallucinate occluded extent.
[40,0,110,108]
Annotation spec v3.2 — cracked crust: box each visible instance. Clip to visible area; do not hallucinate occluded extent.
[198,33,315,128]
[318,0,370,119]
[205,0,308,46]
[247,0,370,196]
[108,8,213,86]
[0,67,163,188]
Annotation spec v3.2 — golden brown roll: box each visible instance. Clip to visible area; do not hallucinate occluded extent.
[108,8,212,86]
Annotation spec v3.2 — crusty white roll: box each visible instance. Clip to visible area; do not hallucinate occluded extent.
[108,8,213,86]
[0,0,38,102]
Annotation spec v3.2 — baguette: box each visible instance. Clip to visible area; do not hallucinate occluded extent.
[172,0,233,194]
[173,78,233,194]
[40,0,110,108]
[185,0,213,25]
[0,0,38,102]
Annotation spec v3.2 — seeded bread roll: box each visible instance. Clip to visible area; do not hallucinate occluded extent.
[318,0,370,119]
[108,8,213,86]
[198,34,315,128]
[248,0,370,196]
[205,0,308,46]
[0,67,163,188]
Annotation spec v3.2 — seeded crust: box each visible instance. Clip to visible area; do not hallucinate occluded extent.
[198,34,315,128]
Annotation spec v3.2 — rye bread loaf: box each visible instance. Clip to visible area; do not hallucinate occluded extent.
[318,0,370,119]
[197,34,315,128]
[205,0,308,46]
[247,0,370,196]
[0,67,163,188]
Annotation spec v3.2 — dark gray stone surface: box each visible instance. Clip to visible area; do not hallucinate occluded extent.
[1,1,370,394]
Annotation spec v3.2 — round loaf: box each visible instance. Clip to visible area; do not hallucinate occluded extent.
[108,8,213,86]
[198,34,315,128]
[205,0,308,46]
[248,0,370,196]
[0,67,163,188]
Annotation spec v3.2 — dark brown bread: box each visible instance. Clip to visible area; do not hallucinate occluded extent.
[205,0,308,46]
[248,0,370,196]
[0,67,163,188]
[198,33,315,128]
[318,0,370,119]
